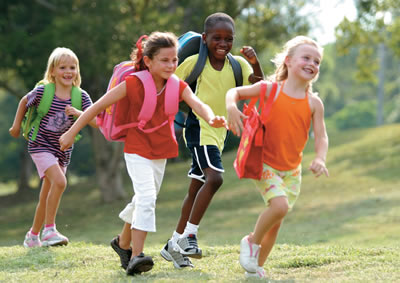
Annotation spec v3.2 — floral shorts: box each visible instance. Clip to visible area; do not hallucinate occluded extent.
[252,163,302,210]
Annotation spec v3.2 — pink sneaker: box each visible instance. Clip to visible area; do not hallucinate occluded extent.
[41,228,68,246]
[23,231,42,248]
[239,235,260,273]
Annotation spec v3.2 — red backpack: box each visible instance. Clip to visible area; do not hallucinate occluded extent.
[96,62,180,142]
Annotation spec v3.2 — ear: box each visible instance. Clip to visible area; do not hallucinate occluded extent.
[202,32,207,43]
[284,55,291,67]
[143,56,151,68]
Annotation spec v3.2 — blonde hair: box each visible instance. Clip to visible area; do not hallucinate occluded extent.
[43,47,81,87]
[269,36,323,91]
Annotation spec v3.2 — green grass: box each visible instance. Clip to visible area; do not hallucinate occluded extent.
[1,124,400,282]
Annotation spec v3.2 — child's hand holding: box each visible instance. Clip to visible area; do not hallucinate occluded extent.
[240,46,258,65]
[227,105,247,136]
[65,105,82,118]
[309,157,329,177]
[208,116,228,129]
[59,131,75,151]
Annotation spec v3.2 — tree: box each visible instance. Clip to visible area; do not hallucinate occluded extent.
[335,0,400,125]
[1,0,314,202]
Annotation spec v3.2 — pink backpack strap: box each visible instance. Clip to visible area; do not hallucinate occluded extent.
[132,70,157,130]
[164,74,180,116]
[118,71,180,134]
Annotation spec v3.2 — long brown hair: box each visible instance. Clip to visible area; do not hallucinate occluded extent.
[130,31,178,71]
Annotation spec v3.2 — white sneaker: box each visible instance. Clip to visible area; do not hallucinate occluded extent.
[245,266,266,278]
[23,231,42,248]
[41,227,68,246]
[239,235,260,273]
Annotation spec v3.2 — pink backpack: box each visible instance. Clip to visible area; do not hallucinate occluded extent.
[96,61,180,142]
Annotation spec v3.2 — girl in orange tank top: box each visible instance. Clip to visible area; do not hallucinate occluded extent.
[226,36,329,278]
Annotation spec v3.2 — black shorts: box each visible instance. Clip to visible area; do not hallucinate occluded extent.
[187,145,224,182]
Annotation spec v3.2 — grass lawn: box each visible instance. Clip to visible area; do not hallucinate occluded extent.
[1,124,400,282]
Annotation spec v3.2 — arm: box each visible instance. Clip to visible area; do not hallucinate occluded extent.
[9,95,28,138]
[225,81,265,136]
[65,106,98,128]
[240,46,264,84]
[59,82,127,151]
[309,95,329,177]
[181,86,227,129]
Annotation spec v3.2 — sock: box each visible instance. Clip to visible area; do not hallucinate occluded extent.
[181,222,199,238]
[170,231,181,246]
[44,224,55,231]
[29,229,39,237]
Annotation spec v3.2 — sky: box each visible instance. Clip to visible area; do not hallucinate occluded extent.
[305,0,358,45]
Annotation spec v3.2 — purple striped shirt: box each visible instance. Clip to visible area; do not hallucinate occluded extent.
[26,85,93,167]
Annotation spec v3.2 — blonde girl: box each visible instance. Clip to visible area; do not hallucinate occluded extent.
[9,47,96,248]
[226,35,329,278]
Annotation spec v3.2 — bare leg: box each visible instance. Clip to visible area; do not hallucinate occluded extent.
[249,196,288,245]
[175,178,203,233]
[43,164,67,225]
[131,228,147,257]
[187,168,223,225]
[31,177,51,234]
[258,221,282,266]
[119,222,132,250]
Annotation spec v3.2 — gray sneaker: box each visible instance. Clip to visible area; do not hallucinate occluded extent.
[176,234,202,259]
[160,240,194,269]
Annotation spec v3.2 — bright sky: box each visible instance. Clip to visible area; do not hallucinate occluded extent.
[305,0,358,45]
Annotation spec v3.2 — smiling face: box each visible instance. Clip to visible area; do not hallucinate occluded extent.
[286,44,322,82]
[51,56,78,87]
[203,20,234,64]
[144,46,178,81]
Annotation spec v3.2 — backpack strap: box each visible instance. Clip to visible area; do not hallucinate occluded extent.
[227,54,243,87]
[30,83,55,140]
[164,74,180,116]
[70,86,82,113]
[132,70,157,130]
[70,86,83,142]
[185,40,208,86]
[117,71,180,134]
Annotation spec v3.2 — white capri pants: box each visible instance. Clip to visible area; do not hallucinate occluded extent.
[119,153,166,232]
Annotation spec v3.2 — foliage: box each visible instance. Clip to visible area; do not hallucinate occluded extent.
[1,124,400,281]
[330,100,376,130]
[0,0,315,187]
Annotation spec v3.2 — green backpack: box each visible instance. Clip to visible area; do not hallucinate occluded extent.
[22,82,82,142]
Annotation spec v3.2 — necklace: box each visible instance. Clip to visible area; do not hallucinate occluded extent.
[156,84,166,96]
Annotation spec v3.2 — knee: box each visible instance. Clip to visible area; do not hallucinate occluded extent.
[269,197,289,219]
[205,173,223,192]
[52,176,67,191]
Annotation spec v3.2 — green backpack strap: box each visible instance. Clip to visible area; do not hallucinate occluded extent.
[70,86,83,142]
[30,84,83,143]
[30,83,55,141]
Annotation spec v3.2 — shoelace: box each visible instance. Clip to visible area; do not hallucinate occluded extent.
[187,236,198,248]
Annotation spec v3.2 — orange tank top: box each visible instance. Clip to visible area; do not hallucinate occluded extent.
[263,84,312,171]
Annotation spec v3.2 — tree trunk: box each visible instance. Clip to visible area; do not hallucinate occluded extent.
[17,150,34,194]
[91,129,127,203]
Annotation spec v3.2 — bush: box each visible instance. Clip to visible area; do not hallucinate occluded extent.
[331,100,376,130]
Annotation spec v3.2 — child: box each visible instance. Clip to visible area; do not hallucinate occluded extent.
[226,35,329,278]
[59,32,227,276]
[9,47,96,248]
[161,12,264,268]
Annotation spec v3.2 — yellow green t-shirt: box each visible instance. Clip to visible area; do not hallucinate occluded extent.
[176,54,252,151]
